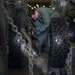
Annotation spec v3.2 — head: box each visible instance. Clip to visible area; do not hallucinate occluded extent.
[28,9,39,20]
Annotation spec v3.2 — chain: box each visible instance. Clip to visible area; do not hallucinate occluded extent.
[1,4,33,75]
[65,17,72,75]
[27,47,33,75]
[65,46,73,75]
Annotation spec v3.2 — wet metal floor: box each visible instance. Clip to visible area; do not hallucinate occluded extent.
[8,66,42,75]
[8,67,75,75]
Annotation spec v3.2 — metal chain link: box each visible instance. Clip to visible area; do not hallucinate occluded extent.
[65,46,73,75]
[27,47,33,75]
[65,17,72,75]
[1,4,33,75]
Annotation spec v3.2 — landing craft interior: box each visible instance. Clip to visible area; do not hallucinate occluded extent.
[0,0,75,75]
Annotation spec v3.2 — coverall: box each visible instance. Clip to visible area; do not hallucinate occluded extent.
[33,7,60,52]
